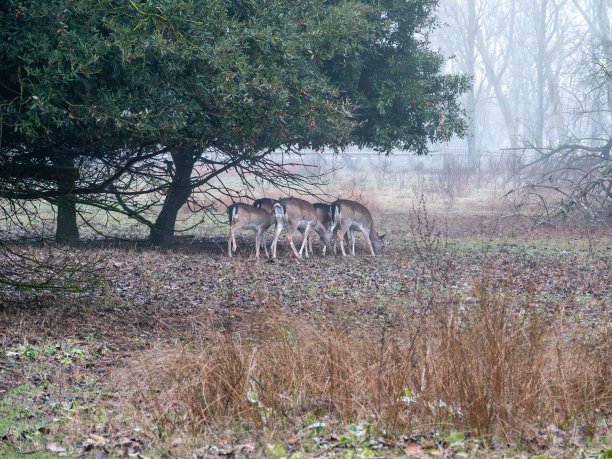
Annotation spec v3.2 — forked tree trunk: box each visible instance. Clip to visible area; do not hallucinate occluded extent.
[150,147,197,246]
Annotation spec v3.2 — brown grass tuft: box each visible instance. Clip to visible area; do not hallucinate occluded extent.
[124,285,611,444]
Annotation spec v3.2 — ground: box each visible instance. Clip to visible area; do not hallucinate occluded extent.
[0,180,611,458]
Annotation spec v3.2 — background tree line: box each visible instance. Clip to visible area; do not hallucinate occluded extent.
[433,0,612,223]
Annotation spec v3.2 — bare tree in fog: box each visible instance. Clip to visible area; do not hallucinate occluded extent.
[571,0,611,144]
[433,0,607,149]
[434,0,523,149]
[434,0,612,225]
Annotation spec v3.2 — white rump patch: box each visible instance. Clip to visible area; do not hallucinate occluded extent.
[273,203,284,217]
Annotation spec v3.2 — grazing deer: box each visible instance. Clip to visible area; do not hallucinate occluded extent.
[256,197,326,254]
[270,198,318,259]
[227,203,275,258]
[310,203,348,255]
[329,200,385,256]
[262,199,335,255]
[253,198,274,213]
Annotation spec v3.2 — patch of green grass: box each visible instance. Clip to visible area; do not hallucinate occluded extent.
[0,398,23,435]
[0,447,65,459]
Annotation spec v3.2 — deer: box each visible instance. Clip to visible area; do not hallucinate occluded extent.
[253,198,274,213]
[259,197,327,254]
[310,203,348,255]
[227,203,275,258]
[329,199,385,256]
[270,197,322,259]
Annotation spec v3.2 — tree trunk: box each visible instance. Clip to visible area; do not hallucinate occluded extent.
[466,0,478,168]
[535,0,547,147]
[55,159,79,244]
[476,27,519,148]
[150,147,197,246]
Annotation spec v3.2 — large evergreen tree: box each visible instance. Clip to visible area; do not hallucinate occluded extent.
[1,0,469,247]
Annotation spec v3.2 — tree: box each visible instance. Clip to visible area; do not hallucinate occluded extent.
[512,45,612,225]
[0,0,172,245]
[99,0,470,244]
[1,0,469,250]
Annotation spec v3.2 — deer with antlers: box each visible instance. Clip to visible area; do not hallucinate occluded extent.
[227,203,275,258]
[329,199,385,256]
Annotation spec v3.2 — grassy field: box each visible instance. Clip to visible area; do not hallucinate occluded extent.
[0,164,611,458]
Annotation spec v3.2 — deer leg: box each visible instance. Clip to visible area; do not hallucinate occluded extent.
[308,231,314,257]
[338,224,350,257]
[261,231,269,258]
[333,228,339,255]
[363,229,376,256]
[271,221,283,258]
[297,227,307,258]
[254,230,261,258]
[299,223,312,258]
[228,227,234,257]
[350,229,356,256]
[286,228,301,258]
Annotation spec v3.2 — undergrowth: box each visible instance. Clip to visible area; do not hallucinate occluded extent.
[124,281,611,452]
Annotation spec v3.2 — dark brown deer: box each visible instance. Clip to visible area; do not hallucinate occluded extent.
[253,198,274,213]
[310,203,348,255]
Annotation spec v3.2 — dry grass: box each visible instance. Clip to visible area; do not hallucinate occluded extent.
[2,164,610,457]
[124,280,611,447]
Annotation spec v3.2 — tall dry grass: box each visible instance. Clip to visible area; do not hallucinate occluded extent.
[126,285,611,443]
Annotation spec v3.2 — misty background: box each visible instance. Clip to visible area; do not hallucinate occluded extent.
[431,0,612,158]
[431,0,611,156]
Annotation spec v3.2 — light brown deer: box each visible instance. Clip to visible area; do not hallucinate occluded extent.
[261,199,336,255]
[310,203,348,255]
[270,198,318,259]
[329,200,385,256]
[227,203,275,258]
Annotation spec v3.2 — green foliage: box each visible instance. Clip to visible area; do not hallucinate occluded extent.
[329,0,470,153]
[0,0,468,257]
[5,342,87,364]
[1,0,466,160]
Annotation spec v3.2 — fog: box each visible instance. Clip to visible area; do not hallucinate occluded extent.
[431,0,611,154]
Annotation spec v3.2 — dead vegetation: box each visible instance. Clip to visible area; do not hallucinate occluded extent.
[122,274,610,451]
[0,174,611,457]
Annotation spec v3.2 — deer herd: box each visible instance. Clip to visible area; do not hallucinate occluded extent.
[227,198,386,258]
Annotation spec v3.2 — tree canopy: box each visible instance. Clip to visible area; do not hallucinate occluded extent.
[1,0,468,249]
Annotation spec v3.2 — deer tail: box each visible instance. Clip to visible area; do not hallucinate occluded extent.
[228,204,238,225]
[330,202,341,223]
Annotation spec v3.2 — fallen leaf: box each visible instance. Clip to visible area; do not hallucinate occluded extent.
[404,443,424,456]
[88,433,108,446]
[47,442,67,453]
[420,439,435,449]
